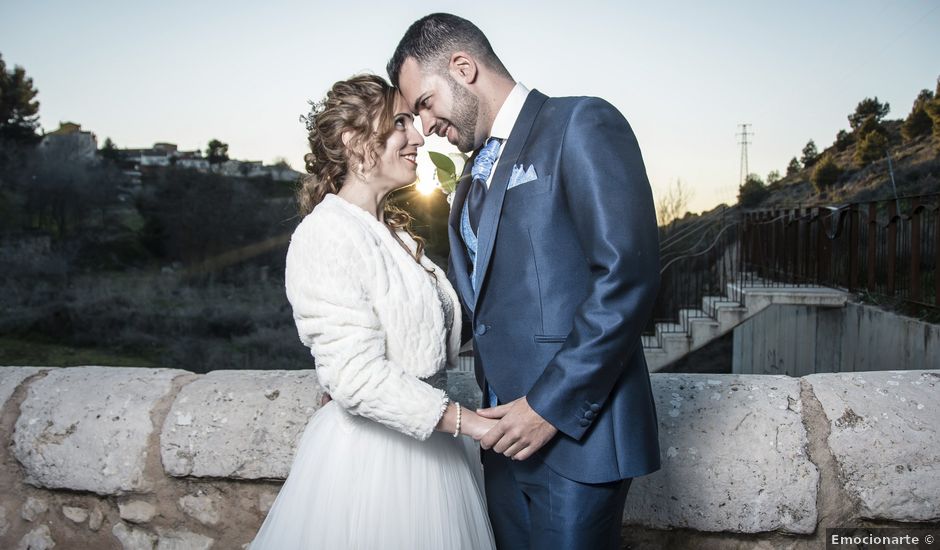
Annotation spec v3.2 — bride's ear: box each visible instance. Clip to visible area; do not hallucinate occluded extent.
[342,130,376,177]
[342,130,362,171]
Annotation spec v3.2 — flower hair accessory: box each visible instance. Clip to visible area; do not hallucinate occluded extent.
[299,98,328,133]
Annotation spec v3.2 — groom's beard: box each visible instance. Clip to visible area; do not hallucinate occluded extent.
[446,74,480,153]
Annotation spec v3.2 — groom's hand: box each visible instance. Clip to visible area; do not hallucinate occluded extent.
[477,397,558,461]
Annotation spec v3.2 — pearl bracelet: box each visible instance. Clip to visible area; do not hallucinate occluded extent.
[453,402,462,438]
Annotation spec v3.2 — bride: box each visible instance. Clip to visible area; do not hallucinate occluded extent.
[248,74,496,549]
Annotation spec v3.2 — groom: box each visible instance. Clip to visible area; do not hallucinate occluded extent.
[390,14,661,549]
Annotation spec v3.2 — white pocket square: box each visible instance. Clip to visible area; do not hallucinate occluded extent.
[507,164,538,190]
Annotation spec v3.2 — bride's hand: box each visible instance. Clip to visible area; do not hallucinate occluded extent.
[461,409,498,441]
[436,402,496,439]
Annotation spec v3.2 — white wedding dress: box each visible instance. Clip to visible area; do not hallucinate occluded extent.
[250,279,496,549]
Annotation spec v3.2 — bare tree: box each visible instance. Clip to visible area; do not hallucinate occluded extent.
[15,135,124,238]
[656,178,694,230]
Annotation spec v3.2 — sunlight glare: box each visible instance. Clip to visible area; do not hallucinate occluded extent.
[415,151,439,195]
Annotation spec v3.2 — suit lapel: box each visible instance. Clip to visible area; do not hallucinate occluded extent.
[472,90,548,311]
[447,152,477,315]
[448,151,476,232]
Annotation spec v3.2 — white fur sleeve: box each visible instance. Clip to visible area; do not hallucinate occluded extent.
[284,214,448,440]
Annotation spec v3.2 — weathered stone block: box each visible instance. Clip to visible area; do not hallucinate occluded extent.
[160,369,322,479]
[12,366,188,495]
[113,522,157,550]
[178,493,219,526]
[154,527,214,550]
[119,500,156,523]
[17,524,54,550]
[624,374,818,534]
[88,505,104,531]
[62,505,89,523]
[0,367,51,410]
[20,495,47,522]
[807,370,940,522]
[258,490,278,514]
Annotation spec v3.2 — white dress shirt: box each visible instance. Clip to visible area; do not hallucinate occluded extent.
[484,82,530,189]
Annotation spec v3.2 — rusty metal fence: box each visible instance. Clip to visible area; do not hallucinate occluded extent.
[648,193,940,340]
[740,193,940,309]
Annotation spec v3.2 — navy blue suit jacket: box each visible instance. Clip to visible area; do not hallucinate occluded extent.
[447,90,662,484]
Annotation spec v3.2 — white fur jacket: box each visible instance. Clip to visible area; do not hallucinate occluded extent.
[284,193,462,440]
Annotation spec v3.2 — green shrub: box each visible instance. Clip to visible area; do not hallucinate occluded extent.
[835,129,853,151]
[854,131,888,166]
[812,155,843,192]
[738,174,769,208]
[901,89,934,141]
[924,87,940,152]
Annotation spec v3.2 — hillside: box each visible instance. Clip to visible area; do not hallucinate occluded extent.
[758,120,938,208]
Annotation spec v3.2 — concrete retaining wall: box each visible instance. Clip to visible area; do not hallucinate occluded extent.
[733,302,940,376]
[1,366,937,549]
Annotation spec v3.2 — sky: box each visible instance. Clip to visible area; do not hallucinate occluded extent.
[1,1,938,214]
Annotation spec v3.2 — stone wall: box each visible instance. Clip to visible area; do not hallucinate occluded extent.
[1,366,937,549]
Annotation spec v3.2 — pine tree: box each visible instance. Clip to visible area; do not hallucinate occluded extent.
[924,77,940,151]
[848,97,890,132]
[801,140,819,167]
[835,130,853,151]
[901,89,934,141]
[0,53,41,145]
[100,137,120,163]
[206,139,229,168]
[786,157,801,176]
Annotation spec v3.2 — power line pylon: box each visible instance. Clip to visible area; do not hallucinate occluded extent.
[737,123,752,186]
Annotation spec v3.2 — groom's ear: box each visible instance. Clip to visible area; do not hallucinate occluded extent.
[448,52,478,85]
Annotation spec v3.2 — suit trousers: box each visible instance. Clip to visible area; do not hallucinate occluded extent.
[481,449,631,550]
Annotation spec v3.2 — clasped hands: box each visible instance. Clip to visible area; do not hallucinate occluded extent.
[470,396,558,461]
[319,392,558,461]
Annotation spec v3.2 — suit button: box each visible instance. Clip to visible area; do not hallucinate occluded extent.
[475,324,488,336]
[590,403,601,412]
[585,410,595,420]
[579,418,591,427]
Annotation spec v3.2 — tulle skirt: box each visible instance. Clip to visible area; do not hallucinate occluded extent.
[249,401,496,550]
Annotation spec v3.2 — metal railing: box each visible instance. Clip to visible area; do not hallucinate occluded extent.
[647,192,940,346]
[741,193,940,309]
[648,206,743,340]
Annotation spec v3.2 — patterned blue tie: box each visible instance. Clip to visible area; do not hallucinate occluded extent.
[467,137,502,234]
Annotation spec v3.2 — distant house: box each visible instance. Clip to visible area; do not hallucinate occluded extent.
[40,121,301,183]
[39,122,98,162]
[117,143,210,179]
[175,149,210,171]
[268,163,300,182]
[152,143,177,153]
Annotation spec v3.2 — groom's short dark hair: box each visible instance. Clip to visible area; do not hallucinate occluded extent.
[387,13,511,87]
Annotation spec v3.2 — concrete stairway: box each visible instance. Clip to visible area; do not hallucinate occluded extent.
[643,278,849,372]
